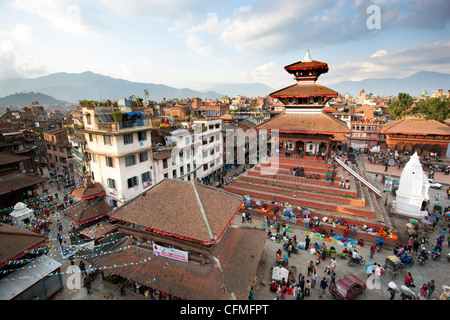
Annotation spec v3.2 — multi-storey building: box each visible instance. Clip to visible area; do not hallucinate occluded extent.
[152,118,224,184]
[43,127,74,182]
[81,105,153,208]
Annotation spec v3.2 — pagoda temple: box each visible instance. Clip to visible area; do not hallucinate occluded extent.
[256,50,350,156]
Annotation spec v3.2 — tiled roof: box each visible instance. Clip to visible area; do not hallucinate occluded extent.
[381,118,450,135]
[285,60,328,71]
[254,111,350,135]
[152,149,172,161]
[110,179,243,244]
[71,178,105,200]
[65,199,111,225]
[94,227,267,300]
[270,83,338,97]
[79,221,116,240]
[0,153,30,167]
[0,173,47,196]
[0,223,47,265]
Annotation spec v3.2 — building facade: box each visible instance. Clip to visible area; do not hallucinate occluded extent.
[81,105,154,208]
[43,128,73,182]
[152,119,224,184]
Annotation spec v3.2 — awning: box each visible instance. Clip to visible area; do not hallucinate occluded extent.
[0,256,62,300]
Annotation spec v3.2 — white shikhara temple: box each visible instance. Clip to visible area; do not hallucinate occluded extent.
[392,152,430,219]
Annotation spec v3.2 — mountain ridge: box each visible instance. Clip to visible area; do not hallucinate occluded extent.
[0,70,448,104]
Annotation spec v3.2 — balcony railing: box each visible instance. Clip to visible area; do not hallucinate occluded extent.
[93,118,152,133]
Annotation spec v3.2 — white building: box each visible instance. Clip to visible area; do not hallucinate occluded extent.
[81,105,154,208]
[152,119,224,183]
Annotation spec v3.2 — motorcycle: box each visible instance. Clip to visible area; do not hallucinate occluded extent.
[283,242,299,254]
[399,252,415,267]
[348,255,365,266]
[418,250,429,264]
[432,248,441,260]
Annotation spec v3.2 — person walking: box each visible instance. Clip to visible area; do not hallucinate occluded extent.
[427,280,435,299]
[248,286,255,300]
[83,276,91,295]
[299,275,305,294]
[408,237,413,253]
[304,280,311,297]
[56,233,63,246]
[79,260,87,277]
[387,286,397,300]
[319,277,328,297]
[404,272,415,288]
[305,235,310,249]
[242,211,246,223]
[412,238,420,256]
[311,271,318,288]
[307,261,315,276]
[370,244,376,259]
[328,272,336,291]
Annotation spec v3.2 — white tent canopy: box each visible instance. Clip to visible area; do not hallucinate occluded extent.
[272,266,289,281]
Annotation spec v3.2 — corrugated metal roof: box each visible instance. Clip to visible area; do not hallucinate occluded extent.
[0,255,62,300]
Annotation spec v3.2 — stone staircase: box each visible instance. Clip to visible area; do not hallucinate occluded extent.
[224,155,390,231]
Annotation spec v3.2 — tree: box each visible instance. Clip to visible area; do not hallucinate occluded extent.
[408,97,450,123]
[387,93,414,119]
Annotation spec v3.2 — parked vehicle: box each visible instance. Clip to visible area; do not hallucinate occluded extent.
[348,255,365,266]
[330,274,366,300]
[428,179,442,189]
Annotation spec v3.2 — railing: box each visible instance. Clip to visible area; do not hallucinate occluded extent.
[335,157,382,198]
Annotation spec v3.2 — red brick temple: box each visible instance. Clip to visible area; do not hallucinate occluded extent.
[255,50,350,156]
[225,51,396,245]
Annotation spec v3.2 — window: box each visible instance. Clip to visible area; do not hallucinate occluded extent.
[180,166,184,176]
[107,178,116,189]
[138,131,147,141]
[187,163,191,172]
[106,156,114,167]
[142,171,152,188]
[104,135,112,145]
[123,133,134,145]
[162,159,168,169]
[185,137,190,145]
[86,114,91,125]
[89,133,93,142]
[110,199,117,208]
[139,152,148,162]
[164,173,168,179]
[172,169,177,178]
[127,176,138,188]
[125,155,136,167]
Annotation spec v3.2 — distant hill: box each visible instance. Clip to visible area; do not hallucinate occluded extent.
[328,71,450,97]
[1,70,447,104]
[0,92,67,106]
[0,71,225,103]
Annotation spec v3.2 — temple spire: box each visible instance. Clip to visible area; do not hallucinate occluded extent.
[303,50,312,62]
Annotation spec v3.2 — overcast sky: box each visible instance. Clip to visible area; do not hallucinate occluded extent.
[0,0,449,90]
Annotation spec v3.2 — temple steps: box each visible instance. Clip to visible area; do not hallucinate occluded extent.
[223,157,395,230]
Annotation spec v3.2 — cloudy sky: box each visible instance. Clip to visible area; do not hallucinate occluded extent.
[0,0,449,90]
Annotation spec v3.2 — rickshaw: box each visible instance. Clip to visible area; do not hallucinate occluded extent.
[383,255,404,278]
